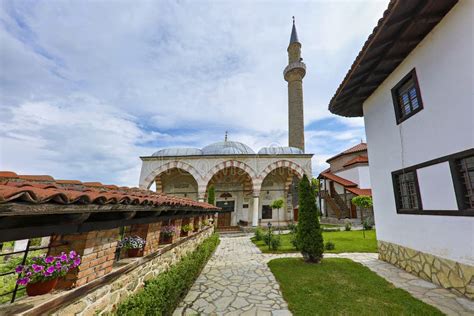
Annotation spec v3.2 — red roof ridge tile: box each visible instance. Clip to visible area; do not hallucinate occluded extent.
[343,155,369,167]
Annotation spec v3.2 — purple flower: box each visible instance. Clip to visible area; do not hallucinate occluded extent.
[32,264,44,273]
[16,277,30,285]
[59,253,68,262]
[46,266,55,274]
[69,250,77,259]
[15,265,24,274]
[73,257,81,267]
[26,272,32,277]
[45,256,55,264]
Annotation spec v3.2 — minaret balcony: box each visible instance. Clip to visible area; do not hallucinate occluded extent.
[283,62,306,81]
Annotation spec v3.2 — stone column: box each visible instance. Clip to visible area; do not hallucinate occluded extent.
[49,228,119,288]
[172,219,182,243]
[252,195,259,227]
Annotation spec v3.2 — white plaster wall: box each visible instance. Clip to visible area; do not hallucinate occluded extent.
[417,162,458,211]
[357,166,371,189]
[363,0,474,265]
[334,167,359,185]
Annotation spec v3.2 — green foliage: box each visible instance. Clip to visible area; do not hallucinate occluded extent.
[270,198,285,210]
[351,195,373,209]
[181,224,193,233]
[287,223,297,234]
[268,258,443,316]
[269,235,281,251]
[254,227,264,241]
[263,231,272,246]
[207,186,215,205]
[295,175,324,263]
[324,241,335,250]
[115,234,219,316]
[363,220,373,231]
[311,178,320,197]
[344,222,352,231]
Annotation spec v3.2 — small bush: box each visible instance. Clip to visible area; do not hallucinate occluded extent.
[115,234,219,316]
[345,223,352,231]
[287,223,297,234]
[269,235,281,251]
[363,220,373,230]
[254,227,264,241]
[325,241,335,250]
[263,231,272,246]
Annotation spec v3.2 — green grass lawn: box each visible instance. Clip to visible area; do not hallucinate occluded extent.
[252,230,377,254]
[269,258,442,316]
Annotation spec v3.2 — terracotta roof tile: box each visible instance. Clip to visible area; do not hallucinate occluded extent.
[0,171,218,211]
[346,187,372,196]
[320,172,357,187]
[343,155,369,167]
[327,143,368,162]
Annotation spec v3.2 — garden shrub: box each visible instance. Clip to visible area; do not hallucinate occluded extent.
[269,235,281,251]
[325,241,335,250]
[363,219,373,231]
[295,175,324,263]
[254,227,264,241]
[263,230,272,246]
[345,222,352,231]
[287,223,297,234]
[115,234,219,316]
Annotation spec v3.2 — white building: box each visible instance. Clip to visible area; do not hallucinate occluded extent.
[318,142,372,222]
[329,0,473,299]
[139,20,313,229]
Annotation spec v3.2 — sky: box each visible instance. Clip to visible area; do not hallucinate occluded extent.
[0,0,388,186]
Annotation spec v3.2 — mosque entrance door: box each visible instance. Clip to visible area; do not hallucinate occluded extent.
[216,201,234,227]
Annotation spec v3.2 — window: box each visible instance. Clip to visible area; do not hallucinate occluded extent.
[262,205,272,219]
[391,68,423,124]
[393,171,420,211]
[456,155,474,209]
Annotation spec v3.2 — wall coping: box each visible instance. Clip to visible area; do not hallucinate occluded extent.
[0,226,214,316]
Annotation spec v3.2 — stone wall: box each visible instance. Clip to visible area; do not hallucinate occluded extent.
[378,240,474,299]
[53,227,214,316]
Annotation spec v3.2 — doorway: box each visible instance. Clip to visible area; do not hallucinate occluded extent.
[216,200,235,227]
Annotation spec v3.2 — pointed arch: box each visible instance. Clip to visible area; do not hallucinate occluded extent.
[202,160,258,194]
[141,161,202,190]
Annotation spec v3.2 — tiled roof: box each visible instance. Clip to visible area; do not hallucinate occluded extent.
[343,155,369,167]
[328,0,458,117]
[319,172,357,187]
[327,143,368,162]
[346,187,372,196]
[0,171,218,210]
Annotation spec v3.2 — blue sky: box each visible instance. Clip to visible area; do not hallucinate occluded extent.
[0,0,388,186]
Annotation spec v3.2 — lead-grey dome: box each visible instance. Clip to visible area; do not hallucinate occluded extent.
[152,147,203,157]
[258,146,304,155]
[201,141,255,155]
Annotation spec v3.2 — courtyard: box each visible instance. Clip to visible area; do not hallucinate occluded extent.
[175,234,474,316]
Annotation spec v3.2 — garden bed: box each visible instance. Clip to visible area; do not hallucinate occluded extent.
[268,258,442,315]
[251,230,377,254]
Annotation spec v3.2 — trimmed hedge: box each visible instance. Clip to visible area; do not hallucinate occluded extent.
[115,234,220,316]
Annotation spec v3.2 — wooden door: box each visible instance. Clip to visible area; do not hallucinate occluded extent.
[293,208,299,222]
[217,212,231,227]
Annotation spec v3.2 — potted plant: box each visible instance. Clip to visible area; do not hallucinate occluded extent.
[160,226,176,244]
[118,236,146,257]
[202,219,210,227]
[15,251,81,296]
[181,223,193,237]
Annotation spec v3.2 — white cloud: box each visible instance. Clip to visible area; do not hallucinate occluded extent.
[0,0,388,185]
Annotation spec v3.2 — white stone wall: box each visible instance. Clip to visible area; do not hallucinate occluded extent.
[362,0,474,265]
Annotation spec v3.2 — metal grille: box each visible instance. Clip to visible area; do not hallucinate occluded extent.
[396,171,419,210]
[458,156,474,209]
[397,78,420,119]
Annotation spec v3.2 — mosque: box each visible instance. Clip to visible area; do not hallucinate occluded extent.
[139,19,313,228]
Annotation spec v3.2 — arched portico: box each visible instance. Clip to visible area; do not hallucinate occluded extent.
[141,161,202,190]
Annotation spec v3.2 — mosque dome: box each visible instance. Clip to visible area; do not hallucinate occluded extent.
[257,146,304,155]
[152,147,203,157]
[201,141,255,155]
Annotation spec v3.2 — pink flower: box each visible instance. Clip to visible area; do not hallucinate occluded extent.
[46,266,55,274]
[69,250,77,259]
[59,253,68,262]
[16,277,30,285]
[32,264,44,273]
[15,265,24,274]
[45,256,55,264]
[73,257,81,267]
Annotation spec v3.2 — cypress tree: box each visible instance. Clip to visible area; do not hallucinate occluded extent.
[207,185,215,205]
[296,175,324,263]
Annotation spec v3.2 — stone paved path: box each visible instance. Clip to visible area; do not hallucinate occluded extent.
[175,235,474,316]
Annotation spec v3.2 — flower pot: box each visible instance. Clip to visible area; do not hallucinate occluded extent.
[160,235,173,244]
[127,248,144,258]
[26,278,58,296]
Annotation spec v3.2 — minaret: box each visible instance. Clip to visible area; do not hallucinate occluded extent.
[284,17,306,152]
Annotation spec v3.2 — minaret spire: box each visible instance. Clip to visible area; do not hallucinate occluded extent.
[284,17,306,152]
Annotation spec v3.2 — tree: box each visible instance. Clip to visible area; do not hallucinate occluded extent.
[271,198,285,233]
[311,178,320,198]
[207,185,215,205]
[296,175,324,263]
[351,195,373,239]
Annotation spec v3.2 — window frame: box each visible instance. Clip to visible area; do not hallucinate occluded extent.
[391,68,424,124]
[392,170,422,212]
[392,148,474,216]
[262,205,272,219]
